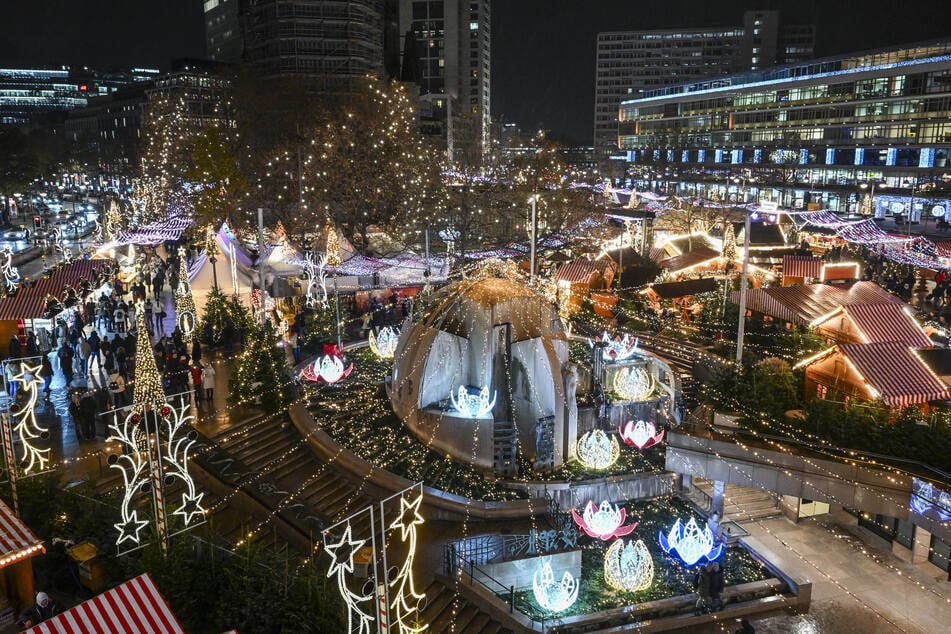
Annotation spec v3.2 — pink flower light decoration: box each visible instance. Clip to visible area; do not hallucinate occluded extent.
[618,420,665,450]
[571,500,638,541]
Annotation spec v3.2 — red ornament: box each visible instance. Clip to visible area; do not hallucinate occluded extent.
[160,405,171,417]
[132,413,142,423]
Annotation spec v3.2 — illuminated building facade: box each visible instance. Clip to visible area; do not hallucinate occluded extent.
[595,10,814,157]
[619,40,951,215]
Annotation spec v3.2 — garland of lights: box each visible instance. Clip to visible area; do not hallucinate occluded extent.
[603,538,654,592]
[449,385,496,418]
[388,493,427,634]
[0,247,20,293]
[324,523,374,634]
[612,367,654,402]
[571,500,637,540]
[618,420,665,450]
[575,429,620,470]
[368,327,400,360]
[532,560,579,613]
[658,517,723,567]
[9,362,50,473]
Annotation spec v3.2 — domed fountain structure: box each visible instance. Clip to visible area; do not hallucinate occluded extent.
[388,273,570,473]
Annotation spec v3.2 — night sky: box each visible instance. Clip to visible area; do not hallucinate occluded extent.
[2,0,949,144]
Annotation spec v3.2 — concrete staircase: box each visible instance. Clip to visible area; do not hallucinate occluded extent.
[419,579,516,634]
[693,479,782,524]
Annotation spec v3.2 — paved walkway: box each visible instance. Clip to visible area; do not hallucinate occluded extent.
[694,511,951,633]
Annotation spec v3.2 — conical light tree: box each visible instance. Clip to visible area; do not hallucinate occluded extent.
[134,306,166,412]
[325,222,343,267]
[175,257,197,343]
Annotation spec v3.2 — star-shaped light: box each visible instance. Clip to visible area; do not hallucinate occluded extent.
[115,512,149,547]
[173,491,206,526]
[12,361,43,386]
[325,523,367,578]
[389,493,424,541]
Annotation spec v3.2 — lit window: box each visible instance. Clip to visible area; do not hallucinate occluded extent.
[470,21,478,30]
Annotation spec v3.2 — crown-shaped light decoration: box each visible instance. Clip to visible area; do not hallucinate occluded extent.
[571,500,638,540]
[449,385,496,418]
[301,354,354,383]
[532,561,579,613]
[612,367,654,401]
[604,539,654,592]
[576,429,620,470]
[369,326,400,359]
[618,420,665,449]
[599,331,640,362]
[658,517,723,567]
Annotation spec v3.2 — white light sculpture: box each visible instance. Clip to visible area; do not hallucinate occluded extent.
[604,539,654,592]
[449,385,496,418]
[575,429,620,470]
[325,523,374,634]
[302,253,329,309]
[532,561,579,613]
[0,247,20,293]
[613,367,653,401]
[369,327,400,360]
[600,331,640,362]
[618,420,665,450]
[658,517,723,567]
[162,398,205,526]
[388,493,427,634]
[109,408,151,547]
[571,500,637,540]
[301,354,354,383]
[8,363,49,473]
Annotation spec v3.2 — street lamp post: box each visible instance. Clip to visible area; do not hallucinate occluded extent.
[529,194,538,283]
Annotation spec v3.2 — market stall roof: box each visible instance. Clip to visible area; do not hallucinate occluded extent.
[647,278,720,299]
[782,255,822,279]
[0,259,112,321]
[657,247,721,274]
[839,342,949,407]
[735,222,787,247]
[24,573,184,634]
[0,498,44,569]
[555,259,603,284]
[731,281,902,326]
[813,303,932,347]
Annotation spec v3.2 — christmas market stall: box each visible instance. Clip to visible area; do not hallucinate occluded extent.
[730,281,903,329]
[0,498,44,625]
[22,573,185,634]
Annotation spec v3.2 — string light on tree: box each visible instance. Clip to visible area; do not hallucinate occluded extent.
[175,257,197,342]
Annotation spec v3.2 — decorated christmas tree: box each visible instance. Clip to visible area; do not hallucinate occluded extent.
[104,199,123,240]
[324,222,342,267]
[721,221,737,262]
[174,257,197,343]
[301,295,340,356]
[196,287,251,346]
[134,306,166,412]
[228,321,293,413]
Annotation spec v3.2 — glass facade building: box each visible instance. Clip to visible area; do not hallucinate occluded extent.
[618,40,951,213]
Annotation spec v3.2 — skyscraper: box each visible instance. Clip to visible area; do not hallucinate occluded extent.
[398,0,491,163]
[594,10,814,157]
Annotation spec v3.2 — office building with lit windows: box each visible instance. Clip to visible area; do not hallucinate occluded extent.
[595,10,814,157]
[398,0,491,162]
[618,39,951,216]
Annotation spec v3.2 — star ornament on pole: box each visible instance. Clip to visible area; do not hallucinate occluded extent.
[388,493,427,634]
[114,511,149,547]
[9,361,50,473]
[324,523,374,634]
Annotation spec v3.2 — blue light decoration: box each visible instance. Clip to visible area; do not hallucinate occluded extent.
[450,385,496,418]
[658,517,723,566]
[532,561,579,613]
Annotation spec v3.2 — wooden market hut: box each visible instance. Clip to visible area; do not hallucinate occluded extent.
[810,303,932,347]
[0,498,45,621]
[555,257,616,315]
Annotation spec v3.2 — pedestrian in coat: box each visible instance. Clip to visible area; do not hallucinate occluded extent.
[202,362,216,405]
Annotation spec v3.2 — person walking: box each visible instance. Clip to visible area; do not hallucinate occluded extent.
[39,356,53,399]
[202,362,216,405]
[87,330,101,374]
[710,562,725,611]
[191,337,202,366]
[8,333,21,359]
[694,562,713,615]
[190,363,204,405]
[18,592,61,628]
[107,370,127,409]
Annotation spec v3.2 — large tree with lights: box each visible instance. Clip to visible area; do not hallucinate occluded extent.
[228,321,294,413]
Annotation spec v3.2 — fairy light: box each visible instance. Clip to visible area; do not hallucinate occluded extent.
[603,539,654,592]
[0,247,20,293]
[388,493,427,634]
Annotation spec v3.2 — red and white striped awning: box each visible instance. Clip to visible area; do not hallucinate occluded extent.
[782,255,821,280]
[732,281,902,326]
[839,342,949,407]
[842,303,932,347]
[0,259,112,321]
[556,259,601,283]
[24,573,184,634]
[0,498,44,568]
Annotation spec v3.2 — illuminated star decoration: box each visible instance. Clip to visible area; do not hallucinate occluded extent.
[301,354,354,383]
[325,523,374,634]
[162,398,205,527]
[575,429,620,470]
[612,367,654,401]
[604,539,654,592]
[599,332,640,362]
[532,561,579,613]
[388,493,427,634]
[108,409,151,548]
[369,326,400,360]
[571,500,637,540]
[0,247,20,293]
[9,362,50,473]
[658,517,723,567]
[449,385,496,418]
[618,420,665,450]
